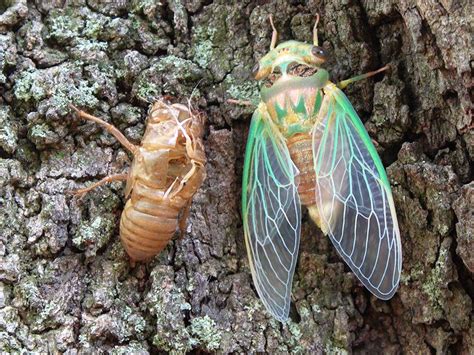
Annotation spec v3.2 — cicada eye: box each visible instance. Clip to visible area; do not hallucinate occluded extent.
[252,63,260,77]
[311,46,327,60]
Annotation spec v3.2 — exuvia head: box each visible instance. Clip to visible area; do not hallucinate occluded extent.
[252,14,327,81]
[148,100,191,124]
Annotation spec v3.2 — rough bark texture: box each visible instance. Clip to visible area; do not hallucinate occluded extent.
[0,0,472,353]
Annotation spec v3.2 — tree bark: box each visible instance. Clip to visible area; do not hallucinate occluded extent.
[0,0,472,353]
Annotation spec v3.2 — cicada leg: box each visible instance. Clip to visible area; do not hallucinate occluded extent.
[163,177,181,199]
[227,99,254,106]
[70,173,129,197]
[178,200,192,238]
[69,104,138,154]
[167,162,201,199]
[337,65,390,89]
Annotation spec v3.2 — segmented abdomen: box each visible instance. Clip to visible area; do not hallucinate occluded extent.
[287,133,316,207]
[120,181,181,261]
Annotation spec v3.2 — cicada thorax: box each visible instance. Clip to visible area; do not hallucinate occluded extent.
[120,101,206,261]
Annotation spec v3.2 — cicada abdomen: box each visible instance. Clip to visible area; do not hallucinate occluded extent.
[240,15,402,322]
[70,99,206,262]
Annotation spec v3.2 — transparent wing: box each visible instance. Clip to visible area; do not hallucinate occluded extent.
[242,105,301,322]
[312,88,401,299]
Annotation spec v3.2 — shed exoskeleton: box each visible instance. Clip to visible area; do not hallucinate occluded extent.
[70,99,206,262]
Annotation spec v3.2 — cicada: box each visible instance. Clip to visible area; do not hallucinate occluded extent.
[70,99,206,262]
[241,15,402,322]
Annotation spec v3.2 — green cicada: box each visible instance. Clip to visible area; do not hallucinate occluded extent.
[241,15,402,322]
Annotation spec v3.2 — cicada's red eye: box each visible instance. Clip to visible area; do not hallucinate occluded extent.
[311,46,327,61]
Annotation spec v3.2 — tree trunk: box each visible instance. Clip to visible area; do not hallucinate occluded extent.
[0,0,472,353]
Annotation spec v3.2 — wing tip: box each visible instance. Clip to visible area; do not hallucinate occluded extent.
[274,314,290,323]
[368,284,399,300]
[259,297,291,323]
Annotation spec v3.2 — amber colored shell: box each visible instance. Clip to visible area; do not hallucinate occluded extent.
[120,101,206,261]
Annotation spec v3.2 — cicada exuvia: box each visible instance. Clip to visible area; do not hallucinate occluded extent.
[241,15,402,322]
[70,99,206,262]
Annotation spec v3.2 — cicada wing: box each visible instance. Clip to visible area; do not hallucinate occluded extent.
[312,88,401,299]
[242,104,301,322]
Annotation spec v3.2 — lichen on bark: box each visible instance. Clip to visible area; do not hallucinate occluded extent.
[0,0,472,353]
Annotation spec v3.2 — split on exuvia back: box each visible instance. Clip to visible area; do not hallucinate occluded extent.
[241,15,402,322]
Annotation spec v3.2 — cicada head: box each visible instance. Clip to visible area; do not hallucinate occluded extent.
[252,15,327,85]
[254,42,327,80]
[148,100,192,124]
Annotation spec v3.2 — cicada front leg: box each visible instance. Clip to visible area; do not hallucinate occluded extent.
[68,105,136,196]
[72,173,129,197]
[69,104,138,154]
[166,157,204,200]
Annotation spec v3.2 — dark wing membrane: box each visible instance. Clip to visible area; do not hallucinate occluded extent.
[312,88,401,299]
[242,105,301,322]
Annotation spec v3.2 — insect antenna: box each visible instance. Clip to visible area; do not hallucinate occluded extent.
[186,78,204,112]
[313,13,320,46]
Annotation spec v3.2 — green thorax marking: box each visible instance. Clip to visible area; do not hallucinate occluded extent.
[254,40,330,138]
[260,71,328,137]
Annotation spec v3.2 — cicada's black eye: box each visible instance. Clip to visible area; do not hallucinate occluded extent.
[311,46,327,60]
[252,63,260,77]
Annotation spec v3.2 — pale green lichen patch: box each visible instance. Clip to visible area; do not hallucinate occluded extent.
[49,79,100,111]
[0,306,21,334]
[11,256,85,336]
[72,214,116,257]
[13,63,100,113]
[82,12,110,39]
[189,7,234,81]
[132,55,203,102]
[286,321,304,353]
[13,69,47,102]
[145,266,189,349]
[75,38,108,52]
[27,123,58,146]
[324,339,349,355]
[401,262,425,285]
[421,244,450,312]
[111,340,149,354]
[0,33,17,84]
[136,81,160,103]
[78,299,148,346]
[155,55,190,72]
[225,75,260,105]
[0,106,18,154]
[189,315,222,351]
[192,26,217,69]
[47,9,84,43]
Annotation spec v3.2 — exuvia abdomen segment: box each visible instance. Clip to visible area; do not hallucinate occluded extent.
[120,180,181,261]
